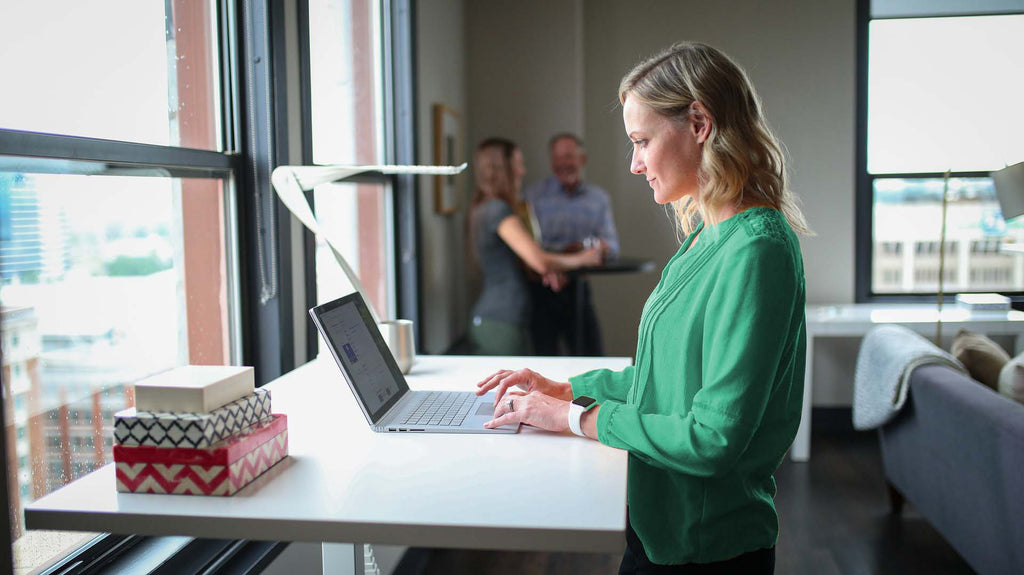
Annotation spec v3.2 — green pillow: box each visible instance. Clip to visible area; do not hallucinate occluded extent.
[951,329,1009,390]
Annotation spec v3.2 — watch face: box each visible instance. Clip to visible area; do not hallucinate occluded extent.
[573,396,597,409]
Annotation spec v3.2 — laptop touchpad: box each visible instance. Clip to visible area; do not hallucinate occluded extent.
[475,403,494,417]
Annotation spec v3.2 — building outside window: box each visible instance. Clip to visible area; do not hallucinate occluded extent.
[860,2,1024,298]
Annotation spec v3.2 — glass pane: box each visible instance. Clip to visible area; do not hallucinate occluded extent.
[867,15,1024,174]
[309,0,384,165]
[872,176,1024,293]
[314,181,393,322]
[0,1,222,150]
[308,0,393,330]
[1,172,233,573]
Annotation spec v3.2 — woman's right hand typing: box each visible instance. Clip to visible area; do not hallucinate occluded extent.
[474,368,573,405]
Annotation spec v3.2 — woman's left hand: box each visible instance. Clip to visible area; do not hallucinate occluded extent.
[484,390,570,432]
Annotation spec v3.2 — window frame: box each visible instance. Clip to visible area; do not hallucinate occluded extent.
[0,0,246,572]
[855,0,1024,303]
[1,0,419,571]
[295,0,421,355]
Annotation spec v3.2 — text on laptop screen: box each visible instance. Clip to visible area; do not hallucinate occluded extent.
[318,298,402,416]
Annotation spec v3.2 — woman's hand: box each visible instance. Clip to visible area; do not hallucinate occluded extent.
[542,272,568,292]
[577,245,604,268]
[484,390,570,432]
[475,368,572,405]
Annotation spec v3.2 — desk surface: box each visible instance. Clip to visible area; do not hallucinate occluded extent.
[806,303,1024,334]
[25,355,631,553]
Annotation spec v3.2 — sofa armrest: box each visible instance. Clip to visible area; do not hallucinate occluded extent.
[879,363,1024,574]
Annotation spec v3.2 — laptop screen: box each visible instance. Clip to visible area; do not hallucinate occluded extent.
[310,293,408,423]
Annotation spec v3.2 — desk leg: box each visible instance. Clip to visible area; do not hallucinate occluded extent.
[322,542,362,575]
[790,334,813,462]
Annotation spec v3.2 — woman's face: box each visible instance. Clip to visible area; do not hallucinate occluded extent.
[622,95,703,205]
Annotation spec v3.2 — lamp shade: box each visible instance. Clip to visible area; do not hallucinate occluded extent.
[993,161,1024,221]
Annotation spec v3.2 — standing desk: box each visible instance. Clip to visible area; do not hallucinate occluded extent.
[793,304,1024,462]
[570,256,656,354]
[25,355,631,573]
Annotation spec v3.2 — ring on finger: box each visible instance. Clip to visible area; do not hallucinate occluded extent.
[508,399,515,413]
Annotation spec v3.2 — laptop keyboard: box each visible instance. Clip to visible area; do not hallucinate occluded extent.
[399,391,478,427]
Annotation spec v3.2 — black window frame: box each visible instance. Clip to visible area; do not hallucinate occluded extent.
[855,0,1024,303]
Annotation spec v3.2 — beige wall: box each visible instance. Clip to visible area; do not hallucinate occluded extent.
[429,0,860,405]
[465,0,584,181]
[416,0,469,354]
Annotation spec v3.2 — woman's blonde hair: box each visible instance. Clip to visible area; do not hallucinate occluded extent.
[618,42,812,237]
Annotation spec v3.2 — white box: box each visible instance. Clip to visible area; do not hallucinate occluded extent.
[134,366,255,413]
[955,293,1011,311]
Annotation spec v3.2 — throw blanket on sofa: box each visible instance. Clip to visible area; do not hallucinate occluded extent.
[853,324,966,430]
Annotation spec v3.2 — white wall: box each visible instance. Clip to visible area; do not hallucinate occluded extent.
[459,0,861,405]
[465,0,585,181]
[416,0,469,354]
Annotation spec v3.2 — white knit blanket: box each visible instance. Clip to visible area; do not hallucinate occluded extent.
[852,324,966,430]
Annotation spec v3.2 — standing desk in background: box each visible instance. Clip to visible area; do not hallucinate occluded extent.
[794,303,1024,462]
[570,256,656,354]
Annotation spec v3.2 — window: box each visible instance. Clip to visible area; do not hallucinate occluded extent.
[0,1,223,150]
[858,2,1024,299]
[307,0,395,324]
[2,0,416,570]
[0,1,238,573]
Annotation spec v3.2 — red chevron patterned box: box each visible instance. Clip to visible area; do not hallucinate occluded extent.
[114,414,288,496]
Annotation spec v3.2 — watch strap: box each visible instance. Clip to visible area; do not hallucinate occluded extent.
[568,402,585,436]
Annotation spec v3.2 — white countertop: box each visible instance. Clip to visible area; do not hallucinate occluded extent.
[25,355,631,553]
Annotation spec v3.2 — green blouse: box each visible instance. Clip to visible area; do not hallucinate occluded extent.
[570,207,806,565]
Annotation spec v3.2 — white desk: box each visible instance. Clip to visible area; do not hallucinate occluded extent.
[25,355,631,572]
[793,304,1024,462]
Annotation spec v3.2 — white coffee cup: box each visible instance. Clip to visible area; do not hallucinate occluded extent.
[378,319,415,374]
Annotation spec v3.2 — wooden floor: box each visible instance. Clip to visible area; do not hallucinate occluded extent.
[407,410,976,575]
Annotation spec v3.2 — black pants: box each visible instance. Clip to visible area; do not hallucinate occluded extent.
[620,515,775,575]
[528,278,603,356]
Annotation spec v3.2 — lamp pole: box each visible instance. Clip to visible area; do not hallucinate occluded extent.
[936,170,951,347]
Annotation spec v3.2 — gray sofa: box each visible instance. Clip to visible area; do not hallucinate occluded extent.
[879,360,1024,575]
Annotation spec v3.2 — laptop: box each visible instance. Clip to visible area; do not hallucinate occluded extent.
[309,292,520,434]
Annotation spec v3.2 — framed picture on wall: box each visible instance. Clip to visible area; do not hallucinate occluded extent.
[432,103,463,214]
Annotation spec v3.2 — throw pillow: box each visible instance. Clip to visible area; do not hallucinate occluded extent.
[950,329,1010,390]
[998,353,1024,404]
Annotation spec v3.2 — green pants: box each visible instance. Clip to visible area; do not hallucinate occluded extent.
[469,318,531,356]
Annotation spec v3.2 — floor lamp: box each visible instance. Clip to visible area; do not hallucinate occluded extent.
[993,162,1024,223]
[993,161,1024,307]
[936,171,951,346]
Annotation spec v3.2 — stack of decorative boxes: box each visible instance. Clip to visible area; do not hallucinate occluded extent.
[112,365,288,496]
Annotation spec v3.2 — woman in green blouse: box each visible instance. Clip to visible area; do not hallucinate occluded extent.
[477,41,812,574]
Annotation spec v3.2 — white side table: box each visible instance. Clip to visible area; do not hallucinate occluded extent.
[792,303,1024,462]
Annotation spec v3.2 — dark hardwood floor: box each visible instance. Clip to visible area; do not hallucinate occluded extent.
[406,409,976,575]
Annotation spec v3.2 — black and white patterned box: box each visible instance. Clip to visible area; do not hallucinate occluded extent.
[114,388,272,449]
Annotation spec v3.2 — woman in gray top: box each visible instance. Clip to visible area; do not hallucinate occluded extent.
[469,138,603,355]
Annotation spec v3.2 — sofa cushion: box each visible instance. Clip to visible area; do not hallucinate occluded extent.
[951,329,1009,389]
[998,353,1024,404]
